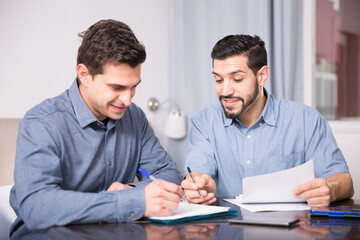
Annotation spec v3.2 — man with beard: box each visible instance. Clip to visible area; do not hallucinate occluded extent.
[181,35,353,207]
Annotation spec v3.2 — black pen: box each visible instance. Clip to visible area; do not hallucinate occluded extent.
[187,167,203,199]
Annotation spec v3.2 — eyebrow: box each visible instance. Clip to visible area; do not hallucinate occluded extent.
[134,79,142,87]
[212,69,246,77]
[109,80,142,88]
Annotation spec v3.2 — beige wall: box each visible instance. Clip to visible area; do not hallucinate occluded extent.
[0,119,20,186]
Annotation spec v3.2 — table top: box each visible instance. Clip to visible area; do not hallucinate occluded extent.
[19,199,360,240]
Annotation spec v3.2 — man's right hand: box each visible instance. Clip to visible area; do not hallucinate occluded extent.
[144,179,185,217]
[181,172,216,205]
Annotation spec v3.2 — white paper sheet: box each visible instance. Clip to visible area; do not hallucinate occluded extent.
[241,160,315,203]
[224,198,310,212]
[223,160,314,212]
[147,202,230,220]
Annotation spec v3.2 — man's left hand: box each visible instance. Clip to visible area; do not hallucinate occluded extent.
[107,181,133,191]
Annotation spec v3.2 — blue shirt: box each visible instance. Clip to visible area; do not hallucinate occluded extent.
[10,79,182,234]
[185,91,350,197]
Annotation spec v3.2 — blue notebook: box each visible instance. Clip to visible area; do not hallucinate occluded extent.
[143,202,238,224]
[310,207,360,218]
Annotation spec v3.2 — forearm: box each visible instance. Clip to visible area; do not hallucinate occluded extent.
[15,186,146,230]
[327,172,354,202]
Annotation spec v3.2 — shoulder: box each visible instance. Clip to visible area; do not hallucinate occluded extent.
[24,90,72,123]
[192,102,224,123]
[272,96,322,120]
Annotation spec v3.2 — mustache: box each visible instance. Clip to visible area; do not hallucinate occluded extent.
[219,95,244,102]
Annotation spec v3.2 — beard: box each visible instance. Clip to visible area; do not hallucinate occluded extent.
[219,82,259,119]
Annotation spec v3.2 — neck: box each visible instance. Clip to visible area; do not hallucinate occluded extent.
[238,88,267,128]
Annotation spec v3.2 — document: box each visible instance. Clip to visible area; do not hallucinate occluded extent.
[225,160,314,212]
[143,202,237,224]
[225,198,310,212]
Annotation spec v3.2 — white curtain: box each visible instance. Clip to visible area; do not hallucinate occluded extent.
[169,0,304,174]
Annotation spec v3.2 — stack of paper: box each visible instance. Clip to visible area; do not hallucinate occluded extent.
[225,160,314,212]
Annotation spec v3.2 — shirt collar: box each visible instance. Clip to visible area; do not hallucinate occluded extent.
[259,88,276,126]
[69,78,99,128]
[222,88,277,127]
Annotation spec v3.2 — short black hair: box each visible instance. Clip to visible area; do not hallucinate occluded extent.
[211,35,267,75]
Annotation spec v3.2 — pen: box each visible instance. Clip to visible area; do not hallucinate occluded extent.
[187,167,203,199]
[138,168,191,204]
[310,209,360,218]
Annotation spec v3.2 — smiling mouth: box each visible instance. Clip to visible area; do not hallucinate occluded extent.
[220,96,243,107]
[111,104,126,112]
[224,99,239,103]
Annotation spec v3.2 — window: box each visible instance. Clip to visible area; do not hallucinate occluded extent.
[315,0,360,119]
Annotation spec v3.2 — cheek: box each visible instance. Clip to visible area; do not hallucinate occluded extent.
[100,90,118,104]
[215,85,222,96]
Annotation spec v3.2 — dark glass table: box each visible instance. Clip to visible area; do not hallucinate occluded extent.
[14,199,360,239]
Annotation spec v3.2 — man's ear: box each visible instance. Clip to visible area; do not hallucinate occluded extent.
[257,65,269,87]
[77,64,92,87]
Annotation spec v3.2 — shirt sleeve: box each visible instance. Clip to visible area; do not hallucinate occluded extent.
[12,116,146,231]
[184,113,218,178]
[132,108,182,186]
[304,110,350,179]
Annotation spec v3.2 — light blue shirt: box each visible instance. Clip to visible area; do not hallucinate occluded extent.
[185,90,349,197]
[10,79,182,234]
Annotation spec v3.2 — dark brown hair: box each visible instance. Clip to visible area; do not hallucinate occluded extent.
[77,19,146,76]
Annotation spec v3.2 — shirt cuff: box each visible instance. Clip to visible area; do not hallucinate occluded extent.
[116,186,146,221]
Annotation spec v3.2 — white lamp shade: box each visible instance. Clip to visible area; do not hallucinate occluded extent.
[164,110,186,139]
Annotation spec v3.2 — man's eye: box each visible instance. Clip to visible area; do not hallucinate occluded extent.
[215,79,223,83]
[234,79,243,83]
[113,86,124,90]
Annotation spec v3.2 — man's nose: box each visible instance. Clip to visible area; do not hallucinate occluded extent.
[118,90,133,106]
[221,80,234,96]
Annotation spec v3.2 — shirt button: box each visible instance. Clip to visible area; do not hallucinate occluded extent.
[97,122,101,126]
[259,123,263,126]
[109,161,112,166]
[247,135,251,139]
[247,160,252,165]
[130,212,135,218]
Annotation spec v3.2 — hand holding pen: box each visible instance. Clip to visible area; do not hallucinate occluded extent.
[138,168,190,218]
[187,167,203,199]
[181,168,217,205]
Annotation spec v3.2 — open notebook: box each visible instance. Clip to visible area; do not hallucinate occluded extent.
[143,202,237,224]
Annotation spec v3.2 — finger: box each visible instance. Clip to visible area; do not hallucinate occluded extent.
[195,175,211,188]
[185,188,208,201]
[293,178,326,195]
[153,207,174,217]
[181,178,198,190]
[306,195,331,207]
[295,184,330,201]
[198,197,217,205]
[107,182,123,191]
[160,198,181,211]
[189,193,216,204]
[107,183,117,191]
[152,180,184,199]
